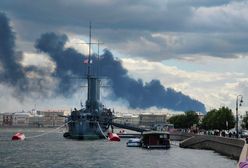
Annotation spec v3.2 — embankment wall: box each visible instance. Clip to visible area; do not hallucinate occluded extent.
[179,135,245,160]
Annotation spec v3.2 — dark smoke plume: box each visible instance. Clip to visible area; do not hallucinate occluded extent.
[35,32,84,96]
[0,12,25,87]
[0,12,205,112]
[0,13,56,98]
[35,33,206,112]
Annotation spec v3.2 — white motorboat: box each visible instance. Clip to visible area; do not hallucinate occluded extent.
[126,138,141,147]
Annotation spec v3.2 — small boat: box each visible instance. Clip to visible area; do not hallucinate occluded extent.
[141,131,170,149]
[12,132,25,141]
[126,138,141,147]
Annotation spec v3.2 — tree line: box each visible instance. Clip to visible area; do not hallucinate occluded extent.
[168,107,248,130]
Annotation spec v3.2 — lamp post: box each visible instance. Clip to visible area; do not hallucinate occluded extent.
[236,95,243,138]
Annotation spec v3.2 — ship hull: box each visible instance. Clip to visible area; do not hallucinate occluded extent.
[64,118,109,140]
[63,133,103,140]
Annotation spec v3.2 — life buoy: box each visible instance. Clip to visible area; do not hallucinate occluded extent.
[12,132,25,141]
[108,132,120,141]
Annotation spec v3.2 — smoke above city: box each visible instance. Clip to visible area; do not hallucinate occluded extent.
[0,12,206,112]
[0,12,58,101]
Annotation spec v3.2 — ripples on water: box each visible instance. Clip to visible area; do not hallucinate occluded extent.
[0,128,237,168]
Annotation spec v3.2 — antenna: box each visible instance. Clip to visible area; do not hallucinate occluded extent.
[87,22,92,76]
[97,40,104,76]
[97,40,99,76]
[87,23,104,76]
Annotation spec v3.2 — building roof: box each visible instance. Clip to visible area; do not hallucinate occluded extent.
[13,112,31,116]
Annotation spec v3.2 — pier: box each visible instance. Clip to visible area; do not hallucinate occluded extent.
[117,133,141,138]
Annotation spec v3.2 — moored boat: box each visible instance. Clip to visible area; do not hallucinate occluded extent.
[126,138,141,147]
[141,131,170,149]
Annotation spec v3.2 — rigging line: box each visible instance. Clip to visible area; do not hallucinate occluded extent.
[96,121,108,140]
[97,40,99,77]
[25,121,72,139]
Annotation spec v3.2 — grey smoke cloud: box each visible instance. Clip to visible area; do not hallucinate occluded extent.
[0,12,206,112]
[0,13,57,99]
[1,0,246,61]
[35,32,206,112]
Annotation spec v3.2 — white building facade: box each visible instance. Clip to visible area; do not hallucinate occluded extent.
[12,113,30,127]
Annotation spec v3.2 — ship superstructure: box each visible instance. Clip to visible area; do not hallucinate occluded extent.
[63,24,113,140]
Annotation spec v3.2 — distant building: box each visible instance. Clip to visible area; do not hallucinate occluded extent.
[114,114,139,126]
[167,112,205,122]
[0,113,3,126]
[196,112,205,123]
[139,113,167,127]
[2,113,14,126]
[37,110,65,127]
[166,112,185,119]
[29,114,44,127]
[12,112,30,127]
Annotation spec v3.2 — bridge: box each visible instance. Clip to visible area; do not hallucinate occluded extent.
[110,122,149,133]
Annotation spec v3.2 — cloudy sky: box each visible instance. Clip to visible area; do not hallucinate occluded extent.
[0,0,248,113]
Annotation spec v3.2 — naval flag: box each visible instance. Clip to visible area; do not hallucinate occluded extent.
[83,59,93,64]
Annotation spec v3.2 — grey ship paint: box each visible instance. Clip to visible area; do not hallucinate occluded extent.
[63,24,113,140]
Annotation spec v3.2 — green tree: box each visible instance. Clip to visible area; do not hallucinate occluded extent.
[168,111,199,129]
[201,109,217,130]
[218,106,235,130]
[201,107,234,130]
[184,111,199,128]
[168,114,186,128]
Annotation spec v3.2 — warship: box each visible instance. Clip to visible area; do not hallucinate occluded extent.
[63,25,114,140]
[63,24,151,140]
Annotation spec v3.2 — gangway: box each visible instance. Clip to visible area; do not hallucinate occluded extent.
[110,122,150,133]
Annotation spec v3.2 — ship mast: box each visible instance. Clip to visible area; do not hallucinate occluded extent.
[85,22,101,112]
[87,22,92,76]
[87,22,92,103]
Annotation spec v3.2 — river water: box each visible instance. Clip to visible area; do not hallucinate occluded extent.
[0,128,237,168]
